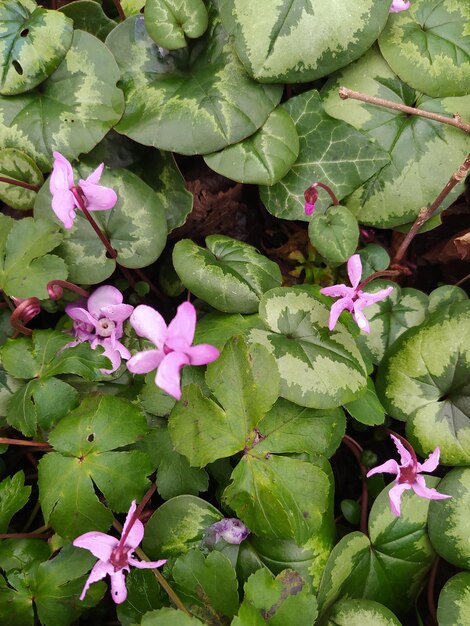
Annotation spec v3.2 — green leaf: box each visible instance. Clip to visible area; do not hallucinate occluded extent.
[106,13,282,155]
[233,568,318,626]
[38,395,152,538]
[428,284,468,314]
[169,337,280,465]
[141,608,204,626]
[428,467,470,569]
[144,0,208,49]
[321,45,470,228]
[204,107,299,185]
[308,205,359,264]
[0,148,43,210]
[376,301,470,465]
[59,1,117,42]
[194,312,265,351]
[324,599,402,626]
[173,236,282,314]
[0,538,50,573]
[0,29,124,170]
[172,550,239,621]
[343,378,386,426]
[260,91,389,221]
[437,572,470,626]
[247,286,367,409]
[224,454,331,544]
[217,0,390,82]
[116,569,163,626]
[0,215,66,299]
[143,495,222,559]
[0,471,31,532]
[357,244,390,279]
[378,0,470,97]
[0,0,73,95]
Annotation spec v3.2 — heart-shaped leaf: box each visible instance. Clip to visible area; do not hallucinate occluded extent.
[323,599,402,626]
[144,0,209,49]
[217,0,390,83]
[260,91,390,221]
[173,236,282,314]
[0,0,73,95]
[105,13,282,155]
[59,1,117,42]
[308,205,359,264]
[437,572,470,626]
[204,107,299,185]
[378,0,470,97]
[0,148,43,210]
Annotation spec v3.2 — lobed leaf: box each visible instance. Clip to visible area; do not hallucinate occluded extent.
[144,0,209,49]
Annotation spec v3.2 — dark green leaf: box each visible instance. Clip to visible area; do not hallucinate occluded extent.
[0,148,43,210]
[59,1,116,41]
[141,608,204,625]
[0,471,30,532]
[343,378,386,426]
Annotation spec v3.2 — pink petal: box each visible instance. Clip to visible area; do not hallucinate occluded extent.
[79,559,114,601]
[417,447,440,473]
[114,340,131,361]
[388,482,410,516]
[328,297,354,330]
[304,202,316,216]
[50,152,74,193]
[73,531,118,561]
[80,180,118,211]
[83,163,104,186]
[359,286,394,307]
[390,0,410,13]
[186,343,220,366]
[167,302,197,347]
[130,305,167,348]
[366,459,400,478]
[101,303,134,324]
[87,286,123,317]
[352,302,370,333]
[320,285,354,299]
[412,475,451,501]
[347,254,363,289]
[110,568,129,604]
[51,188,77,229]
[120,501,144,549]
[99,343,122,373]
[65,305,98,329]
[127,349,164,374]
[390,435,413,466]
[155,351,190,400]
[128,557,167,569]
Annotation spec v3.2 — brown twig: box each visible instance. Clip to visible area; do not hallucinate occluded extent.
[0,437,51,448]
[112,0,126,21]
[392,153,470,265]
[339,87,470,134]
[0,532,51,539]
[342,434,369,536]
[0,176,40,192]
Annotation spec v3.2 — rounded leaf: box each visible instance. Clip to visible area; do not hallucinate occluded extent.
[59,1,117,42]
[144,0,209,49]
[325,599,402,626]
[379,0,470,97]
[308,205,359,264]
[0,148,43,210]
[173,236,282,314]
[204,107,299,185]
[437,572,470,626]
[0,0,73,95]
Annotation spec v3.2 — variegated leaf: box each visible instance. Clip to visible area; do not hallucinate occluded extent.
[376,301,470,465]
[0,0,73,95]
[437,572,470,626]
[308,204,359,264]
[216,0,391,83]
[106,12,282,155]
[144,0,208,49]
[324,599,402,626]
[0,30,124,171]
[322,45,470,228]
[379,0,470,98]
[247,286,367,409]
[260,91,390,221]
[428,284,468,314]
[204,107,299,185]
[59,1,116,42]
[0,148,43,210]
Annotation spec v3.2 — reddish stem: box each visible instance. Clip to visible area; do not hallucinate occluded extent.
[47,279,90,300]
[314,181,340,206]
[342,435,369,536]
[0,176,40,192]
[112,0,126,21]
[356,269,403,291]
[0,532,51,539]
[10,297,41,337]
[0,437,50,448]
[115,484,156,555]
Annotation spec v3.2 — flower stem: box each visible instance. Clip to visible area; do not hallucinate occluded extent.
[47,280,90,300]
[117,484,156,551]
[314,181,340,206]
[342,435,369,536]
[356,269,403,291]
[0,437,51,448]
[392,153,470,265]
[10,297,41,337]
[0,176,40,192]
[338,87,470,134]
[112,0,126,21]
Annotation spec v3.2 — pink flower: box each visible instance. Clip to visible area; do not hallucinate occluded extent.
[390,0,410,12]
[304,183,319,216]
[320,254,393,332]
[127,302,220,400]
[367,435,451,516]
[73,500,166,604]
[66,285,133,373]
[49,151,117,229]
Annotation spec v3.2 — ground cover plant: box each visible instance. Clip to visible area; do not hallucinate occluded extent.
[0,0,469,624]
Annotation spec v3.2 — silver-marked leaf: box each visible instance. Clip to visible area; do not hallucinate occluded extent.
[437,572,470,626]
[378,0,470,97]
[247,286,367,409]
[356,281,428,365]
[173,236,282,313]
[59,1,117,42]
[217,0,390,83]
[0,148,43,210]
[322,45,470,228]
[428,467,470,569]
[376,301,470,465]
[35,166,167,284]
[428,284,468,314]
[0,30,124,171]
[260,91,390,221]
[324,599,402,626]
[106,14,282,155]
[144,0,208,49]
[0,0,73,95]
[308,205,359,264]
[0,214,66,299]
[204,107,299,185]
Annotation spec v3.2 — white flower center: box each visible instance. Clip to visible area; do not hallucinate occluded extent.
[96,318,115,338]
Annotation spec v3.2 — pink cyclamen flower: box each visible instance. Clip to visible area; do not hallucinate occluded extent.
[320,254,393,333]
[73,500,166,604]
[304,183,319,216]
[49,151,117,229]
[205,518,250,545]
[390,0,410,12]
[367,435,451,516]
[127,302,220,400]
[66,285,133,373]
